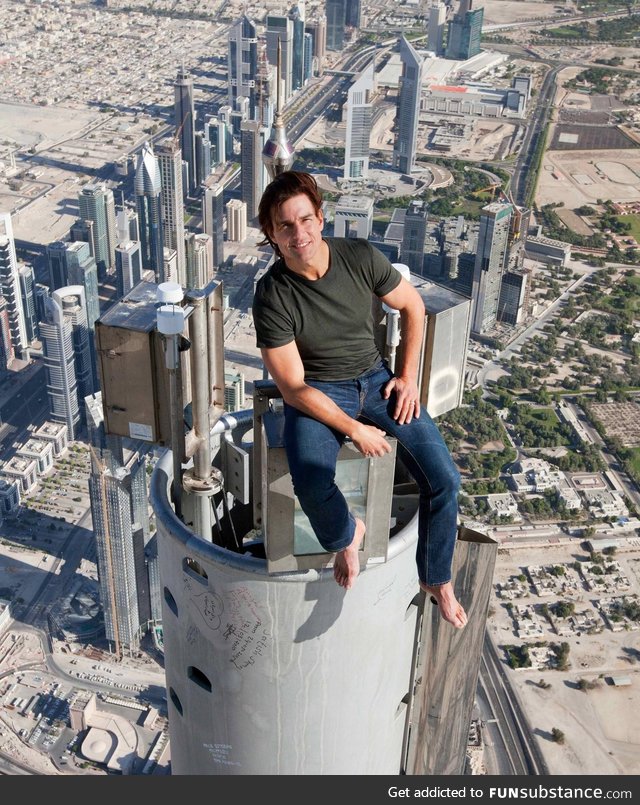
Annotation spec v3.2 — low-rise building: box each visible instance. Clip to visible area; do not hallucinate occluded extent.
[1,455,38,494]
[17,438,54,476]
[583,489,628,519]
[486,492,521,521]
[33,420,68,457]
[0,477,20,514]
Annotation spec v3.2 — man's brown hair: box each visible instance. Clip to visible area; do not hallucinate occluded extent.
[258,171,323,256]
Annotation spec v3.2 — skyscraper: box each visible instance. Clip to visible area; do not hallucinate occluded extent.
[39,294,79,439]
[393,36,425,175]
[344,63,375,181]
[70,218,96,261]
[226,199,247,242]
[471,201,513,334]
[325,0,346,51]
[240,120,268,221]
[290,2,306,92]
[206,117,227,166]
[46,241,69,290]
[303,32,313,82]
[228,16,259,121]
[86,390,153,656]
[346,0,361,29]
[202,180,225,270]
[401,200,428,274]
[78,183,117,276]
[18,264,37,344]
[65,242,99,335]
[52,286,94,407]
[174,65,197,196]
[195,131,212,187]
[116,207,139,243]
[0,213,28,361]
[185,232,213,290]
[428,2,447,55]
[115,241,142,299]
[306,15,326,75]
[266,14,294,101]
[0,296,15,371]
[135,142,165,283]
[157,138,187,287]
[445,0,483,61]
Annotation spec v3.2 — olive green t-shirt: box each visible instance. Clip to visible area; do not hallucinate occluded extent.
[252,237,401,381]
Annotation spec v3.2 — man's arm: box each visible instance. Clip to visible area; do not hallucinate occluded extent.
[261,342,391,457]
[378,277,425,425]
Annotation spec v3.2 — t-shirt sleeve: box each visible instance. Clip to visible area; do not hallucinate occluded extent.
[367,241,403,297]
[252,284,295,349]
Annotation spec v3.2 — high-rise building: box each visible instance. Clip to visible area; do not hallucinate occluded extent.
[256,42,275,130]
[226,199,247,243]
[39,294,80,439]
[116,207,139,243]
[86,392,152,655]
[333,195,374,239]
[65,242,99,334]
[174,65,197,196]
[157,138,187,287]
[393,37,425,175]
[52,286,94,407]
[498,268,528,326]
[266,14,294,101]
[471,201,513,334]
[303,32,313,82]
[185,232,213,290]
[202,180,225,269]
[290,2,306,92]
[428,2,447,55]
[0,213,28,361]
[135,142,165,284]
[46,241,69,290]
[344,63,375,181]
[78,183,117,276]
[224,370,245,412]
[401,200,428,274]
[64,241,100,389]
[240,120,268,221]
[195,131,212,188]
[325,0,346,51]
[115,241,142,299]
[306,15,326,75]
[18,264,37,344]
[445,0,483,61]
[228,16,259,120]
[0,296,15,371]
[47,242,99,323]
[346,0,361,28]
[70,218,96,261]
[206,117,227,166]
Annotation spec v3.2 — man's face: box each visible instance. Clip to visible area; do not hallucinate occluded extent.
[270,193,324,270]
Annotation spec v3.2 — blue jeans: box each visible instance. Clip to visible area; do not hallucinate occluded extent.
[283,361,461,586]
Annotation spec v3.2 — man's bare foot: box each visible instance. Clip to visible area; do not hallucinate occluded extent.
[333,518,366,590]
[420,581,468,629]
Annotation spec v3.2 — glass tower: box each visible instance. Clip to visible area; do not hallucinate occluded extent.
[135,142,165,284]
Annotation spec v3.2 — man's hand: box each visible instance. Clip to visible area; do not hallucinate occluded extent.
[383,376,421,425]
[350,421,392,458]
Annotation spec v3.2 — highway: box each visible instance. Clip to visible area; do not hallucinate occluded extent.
[509,63,560,207]
[479,632,550,775]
